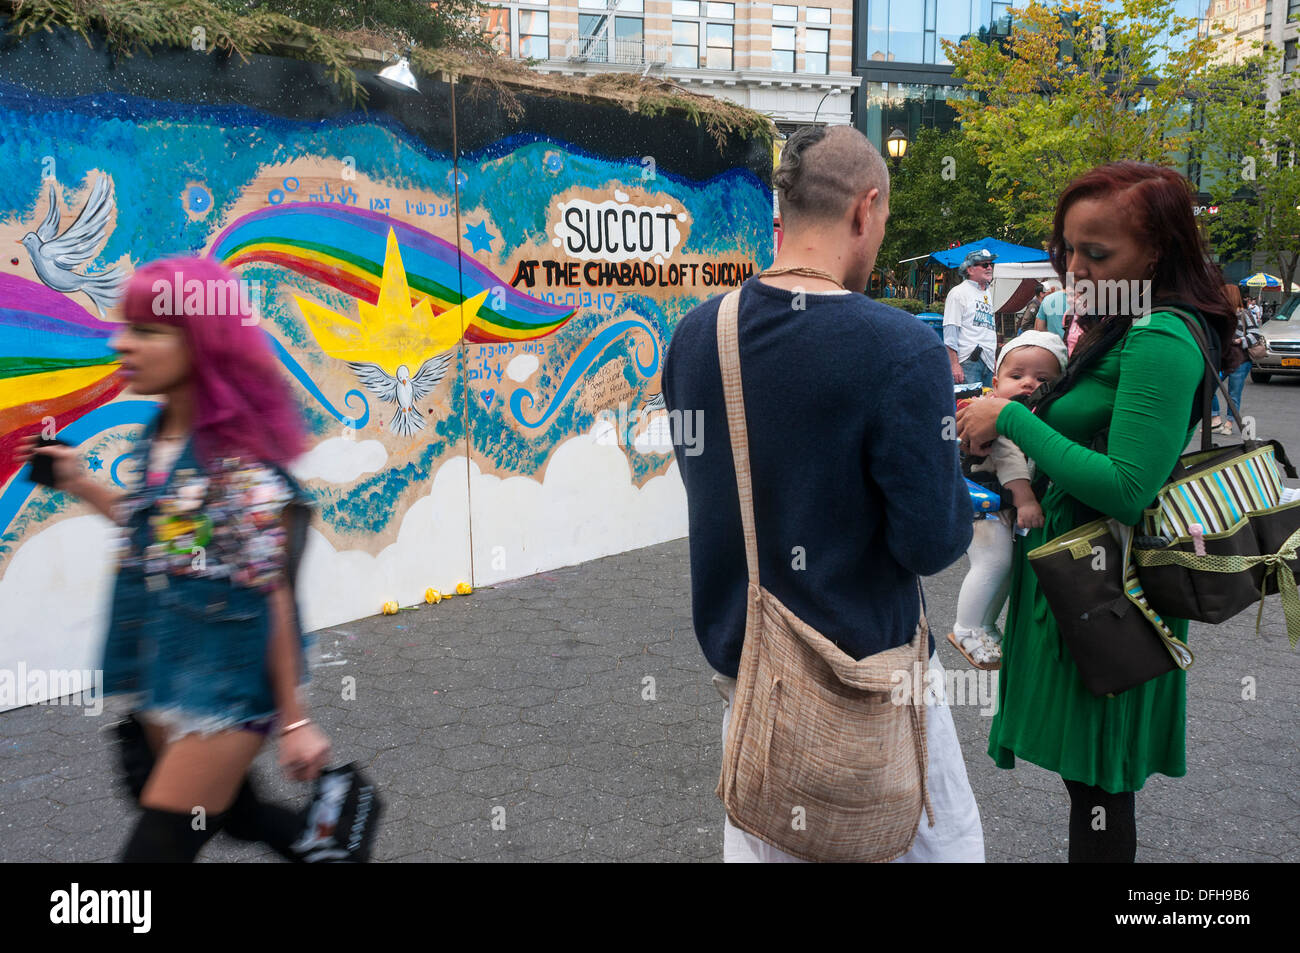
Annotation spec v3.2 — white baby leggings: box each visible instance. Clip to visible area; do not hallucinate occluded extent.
[954,517,1014,637]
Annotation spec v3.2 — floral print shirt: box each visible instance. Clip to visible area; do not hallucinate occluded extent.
[114,441,298,594]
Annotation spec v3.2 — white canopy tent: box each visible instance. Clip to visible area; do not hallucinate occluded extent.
[990,261,1060,312]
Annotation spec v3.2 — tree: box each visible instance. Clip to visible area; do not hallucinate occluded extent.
[876,127,1007,282]
[1194,53,1300,291]
[944,0,1218,241]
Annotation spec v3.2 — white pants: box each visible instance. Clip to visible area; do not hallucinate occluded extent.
[954,517,1014,636]
[719,652,985,863]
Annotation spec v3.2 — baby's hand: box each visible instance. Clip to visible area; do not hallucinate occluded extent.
[1017,500,1044,530]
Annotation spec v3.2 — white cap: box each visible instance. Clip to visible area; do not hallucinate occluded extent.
[997,330,1069,374]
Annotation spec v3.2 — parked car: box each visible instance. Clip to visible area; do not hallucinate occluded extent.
[1250,294,1300,383]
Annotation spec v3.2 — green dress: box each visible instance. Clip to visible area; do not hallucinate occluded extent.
[989,310,1205,794]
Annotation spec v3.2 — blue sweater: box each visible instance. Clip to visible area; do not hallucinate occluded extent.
[662,278,973,678]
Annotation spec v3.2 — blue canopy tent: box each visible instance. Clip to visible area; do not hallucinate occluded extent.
[929,237,1050,268]
[900,238,1050,309]
[908,238,1053,337]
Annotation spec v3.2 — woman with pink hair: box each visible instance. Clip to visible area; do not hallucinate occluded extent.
[19,256,330,862]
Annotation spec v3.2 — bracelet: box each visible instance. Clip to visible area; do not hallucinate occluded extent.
[280,718,311,737]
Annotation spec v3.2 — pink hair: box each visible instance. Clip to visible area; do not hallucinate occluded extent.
[121,257,306,468]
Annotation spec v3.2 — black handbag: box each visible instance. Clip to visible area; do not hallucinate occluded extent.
[289,763,382,862]
[1027,518,1189,696]
[1022,311,1199,697]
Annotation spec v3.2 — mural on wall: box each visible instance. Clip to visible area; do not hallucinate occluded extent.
[0,57,771,690]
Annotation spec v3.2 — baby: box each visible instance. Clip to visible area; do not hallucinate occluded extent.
[949,331,1068,669]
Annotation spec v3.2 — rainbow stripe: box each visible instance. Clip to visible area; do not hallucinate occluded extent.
[0,274,123,490]
[208,203,575,343]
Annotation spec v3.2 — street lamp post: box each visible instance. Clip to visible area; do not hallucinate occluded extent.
[885,127,909,167]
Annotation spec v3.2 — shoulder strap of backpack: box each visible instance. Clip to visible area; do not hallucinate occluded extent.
[1160,307,1241,452]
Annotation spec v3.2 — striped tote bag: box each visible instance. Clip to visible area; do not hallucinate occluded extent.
[1131,310,1300,644]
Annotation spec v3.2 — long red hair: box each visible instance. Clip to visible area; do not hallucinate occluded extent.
[1047,162,1236,369]
[121,257,306,468]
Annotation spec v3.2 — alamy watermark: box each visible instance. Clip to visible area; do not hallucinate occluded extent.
[0,663,103,715]
[595,400,704,456]
[1062,273,1152,318]
[891,662,998,717]
[152,274,264,325]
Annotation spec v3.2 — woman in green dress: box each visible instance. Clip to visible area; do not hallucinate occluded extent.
[956,162,1239,862]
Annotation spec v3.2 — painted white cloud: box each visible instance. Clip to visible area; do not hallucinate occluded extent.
[290,437,388,484]
[299,429,687,628]
[466,426,687,587]
[296,458,473,632]
[506,354,539,382]
[0,515,117,710]
[9,430,689,675]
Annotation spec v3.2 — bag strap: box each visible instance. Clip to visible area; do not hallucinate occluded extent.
[1161,307,1242,451]
[716,289,760,588]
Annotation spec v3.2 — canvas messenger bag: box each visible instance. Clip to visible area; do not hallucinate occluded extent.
[712,289,935,863]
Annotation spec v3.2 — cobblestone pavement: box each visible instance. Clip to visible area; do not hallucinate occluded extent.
[2,378,1297,862]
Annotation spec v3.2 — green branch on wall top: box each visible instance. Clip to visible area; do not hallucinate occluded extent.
[2,0,774,150]
[5,0,372,100]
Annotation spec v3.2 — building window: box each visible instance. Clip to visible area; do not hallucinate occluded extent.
[706,22,734,68]
[807,6,830,24]
[991,1,1012,36]
[773,4,797,22]
[671,4,734,70]
[672,20,699,66]
[520,9,549,58]
[806,27,829,73]
[858,80,975,154]
[772,25,795,71]
[578,13,608,60]
[616,16,645,63]
[574,1,644,64]
[484,6,511,55]
[936,0,972,66]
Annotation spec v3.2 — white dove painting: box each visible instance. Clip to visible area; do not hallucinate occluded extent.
[20,177,127,318]
[348,354,454,437]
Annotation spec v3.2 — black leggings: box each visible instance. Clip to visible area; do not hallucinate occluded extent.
[116,713,302,863]
[121,807,225,862]
[119,778,304,863]
[1064,778,1137,863]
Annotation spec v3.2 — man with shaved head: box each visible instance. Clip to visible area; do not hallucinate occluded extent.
[662,125,984,862]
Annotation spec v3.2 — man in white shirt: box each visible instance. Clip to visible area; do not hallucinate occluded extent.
[944,249,997,388]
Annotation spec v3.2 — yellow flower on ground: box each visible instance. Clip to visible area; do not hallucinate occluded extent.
[382,601,399,615]
[424,588,442,604]
[456,581,473,595]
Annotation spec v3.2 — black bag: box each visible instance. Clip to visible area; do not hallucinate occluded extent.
[1021,310,1203,697]
[1127,309,1300,643]
[289,763,382,862]
[1027,519,1187,696]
